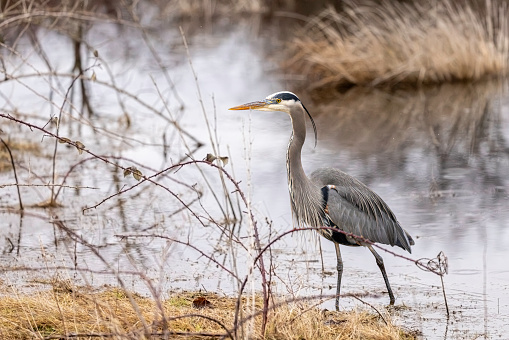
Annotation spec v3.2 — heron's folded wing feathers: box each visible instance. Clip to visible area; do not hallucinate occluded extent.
[311,168,412,252]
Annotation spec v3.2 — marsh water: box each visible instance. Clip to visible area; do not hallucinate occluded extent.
[1,15,509,339]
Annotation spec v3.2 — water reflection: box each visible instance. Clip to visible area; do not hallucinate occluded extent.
[313,82,505,157]
[293,83,506,270]
[309,82,509,233]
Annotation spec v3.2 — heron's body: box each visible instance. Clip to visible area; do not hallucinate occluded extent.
[307,168,412,251]
[230,91,414,310]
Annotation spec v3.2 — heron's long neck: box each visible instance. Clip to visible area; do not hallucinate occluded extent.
[286,117,307,184]
[286,110,322,227]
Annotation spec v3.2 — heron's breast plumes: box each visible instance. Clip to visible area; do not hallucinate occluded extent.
[286,134,325,230]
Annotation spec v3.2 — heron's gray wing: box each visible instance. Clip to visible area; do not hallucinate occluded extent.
[311,168,413,253]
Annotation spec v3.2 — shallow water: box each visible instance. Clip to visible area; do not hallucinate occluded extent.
[1,15,508,339]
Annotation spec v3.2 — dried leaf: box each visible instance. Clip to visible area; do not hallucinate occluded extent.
[132,168,143,181]
[124,166,143,181]
[205,153,216,162]
[75,141,85,155]
[91,72,96,82]
[192,296,211,308]
[205,153,228,167]
[58,137,71,144]
[219,156,229,166]
[93,50,99,58]
[123,167,132,178]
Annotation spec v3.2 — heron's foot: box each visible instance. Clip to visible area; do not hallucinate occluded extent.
[387,289,395,305]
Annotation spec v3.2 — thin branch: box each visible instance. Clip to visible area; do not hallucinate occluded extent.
[50,62,97,205]
[349,294,387,325]
[115,232,241,283]
[0,138,24,211]
[0,114,206,226]
[0,183,98,190]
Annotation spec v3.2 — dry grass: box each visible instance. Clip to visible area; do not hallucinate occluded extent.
[0,0,285,24]
[0,138,41,172]
[266,305,411,340]
[0,280,414,339]
[156,0,268,17]
[288,0,509,89]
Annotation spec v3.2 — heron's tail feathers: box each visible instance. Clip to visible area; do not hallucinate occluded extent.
[395,228,414,253]
[406,230,415,246]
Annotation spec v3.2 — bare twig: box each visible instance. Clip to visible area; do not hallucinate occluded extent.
[417,251,449,317]
[0,114,206,226]
[0,138,24,211]
[0,183,98,190]
[50,62,97,205]
[178,28,236,224]
[349,295,387,325]
[0,69,201,146]
[115,232,241,282]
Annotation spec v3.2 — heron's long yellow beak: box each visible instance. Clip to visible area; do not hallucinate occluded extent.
[228,100,269,110]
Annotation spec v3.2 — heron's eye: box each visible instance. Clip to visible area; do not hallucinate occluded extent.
[275,98,281,103]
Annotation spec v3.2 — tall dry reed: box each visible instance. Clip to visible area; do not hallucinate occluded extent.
[288,0,509,88]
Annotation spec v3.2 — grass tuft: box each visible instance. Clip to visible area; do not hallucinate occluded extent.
[287,0,509,88]
[0,283,414,339]
[266,304,411,340]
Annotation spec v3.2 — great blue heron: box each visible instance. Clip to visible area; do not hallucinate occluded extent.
[229,91,414,310]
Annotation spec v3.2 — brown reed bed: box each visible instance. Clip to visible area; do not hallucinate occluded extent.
[287,0,509,89]
[0,280,414,339]
[0,0,289,25]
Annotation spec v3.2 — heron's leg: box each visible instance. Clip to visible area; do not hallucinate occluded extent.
[334,243,343,311]
[367,245,395,305]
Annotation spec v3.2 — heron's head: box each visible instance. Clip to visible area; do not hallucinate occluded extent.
[229,91,301,113]
[229,91,317,145]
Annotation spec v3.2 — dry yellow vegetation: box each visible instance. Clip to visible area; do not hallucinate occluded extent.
[0,138,41,172]
[0,280,414,339]
[288,0,509,88]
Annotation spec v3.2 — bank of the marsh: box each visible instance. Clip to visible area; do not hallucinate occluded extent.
[0,282,414,339]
